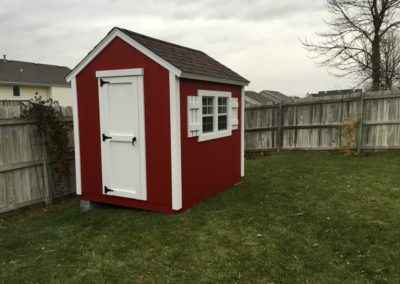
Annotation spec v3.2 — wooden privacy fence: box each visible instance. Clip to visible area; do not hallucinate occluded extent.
[245,91,400,152]
[0,100,75,214]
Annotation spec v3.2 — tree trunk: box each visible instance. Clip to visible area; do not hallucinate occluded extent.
[386,77,393,90]
[371,37,382,90]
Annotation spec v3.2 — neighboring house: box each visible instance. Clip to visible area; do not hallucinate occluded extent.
[306,89,362,99]
[0,57,72,106]
[245,90,294,107]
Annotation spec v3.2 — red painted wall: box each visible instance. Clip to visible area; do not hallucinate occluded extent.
[180,79,242,210]
[76,37,173,213]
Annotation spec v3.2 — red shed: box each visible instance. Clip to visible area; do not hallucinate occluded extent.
[67,27,249,213]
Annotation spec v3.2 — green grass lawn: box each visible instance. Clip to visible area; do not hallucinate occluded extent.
[1,152,400,283]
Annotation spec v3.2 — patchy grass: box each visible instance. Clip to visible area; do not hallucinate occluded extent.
[1,152,400,283]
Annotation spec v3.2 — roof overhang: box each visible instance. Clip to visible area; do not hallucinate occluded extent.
[181,72,249,87]
[67,27,250,87]
[0,80,70,88]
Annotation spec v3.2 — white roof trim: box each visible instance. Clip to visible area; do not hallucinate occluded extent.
[66,28,181,82]
[181,72,249,86]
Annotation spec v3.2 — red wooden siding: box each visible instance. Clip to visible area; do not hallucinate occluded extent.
[76,37,173,213]
[180,79,242,210]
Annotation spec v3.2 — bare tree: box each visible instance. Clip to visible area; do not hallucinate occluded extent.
[303,0,400,90]
[381,31,400,88]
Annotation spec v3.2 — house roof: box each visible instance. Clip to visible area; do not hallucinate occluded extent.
[309,89,363,97]
[67,27,249,86]
[0,59,71,87]
[245,91,273,105]
[259,90,294,104]
[245,90,294,106]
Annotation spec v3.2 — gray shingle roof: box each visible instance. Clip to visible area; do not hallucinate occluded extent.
[259,90,294,104]
[117,28,249,85]
[245,91,273,105]
[0,59,71,87]
[245,90,294,106]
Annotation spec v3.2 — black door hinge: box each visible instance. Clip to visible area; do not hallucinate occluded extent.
[100,79,110,87]
[102,133,112,142]
[104,186,114,194]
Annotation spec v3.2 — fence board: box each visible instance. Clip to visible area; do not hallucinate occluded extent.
[246,91,400,152]
[0,100,75,214]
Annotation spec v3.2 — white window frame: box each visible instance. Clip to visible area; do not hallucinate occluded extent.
[198,90,232,142]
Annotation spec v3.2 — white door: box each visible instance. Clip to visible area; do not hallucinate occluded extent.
[98,74,147,201]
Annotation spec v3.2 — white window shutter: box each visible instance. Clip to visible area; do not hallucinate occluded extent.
[230,97,239,130]
[188,96,201,137]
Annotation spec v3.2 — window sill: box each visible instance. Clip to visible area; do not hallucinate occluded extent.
[198,130,232,142]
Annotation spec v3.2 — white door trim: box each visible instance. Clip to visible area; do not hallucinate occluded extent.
[96,68,144,78]
[98,71,147,201]
[169,73,183,211]
[71,78,82,195]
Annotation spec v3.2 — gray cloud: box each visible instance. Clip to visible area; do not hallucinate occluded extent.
[0,0,352,96]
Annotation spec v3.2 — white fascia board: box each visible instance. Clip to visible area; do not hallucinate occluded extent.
[181,72,249,87]
[66,28,181,82]
[169,73,183,211]
[71,78,82,195]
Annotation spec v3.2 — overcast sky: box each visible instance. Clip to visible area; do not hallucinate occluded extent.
[1,0,355,97]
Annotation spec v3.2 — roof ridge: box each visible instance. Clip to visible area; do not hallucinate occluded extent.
[0,59,70,70]
[116,27,205,54]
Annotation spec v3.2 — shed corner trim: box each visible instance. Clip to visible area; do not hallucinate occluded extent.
[169,72,183,211]
[71,78,82,195]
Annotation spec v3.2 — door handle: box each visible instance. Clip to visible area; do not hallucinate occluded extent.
[102,134,112,142]
[132,137,137,146]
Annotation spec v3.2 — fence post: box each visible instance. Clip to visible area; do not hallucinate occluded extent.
[338,97,344,149]
[277,103,283,152]
[41,140,52,205]
[357,93,365,154]
[294,105,298,148]
[318,102,323,147]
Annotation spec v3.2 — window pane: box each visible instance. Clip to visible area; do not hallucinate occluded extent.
[13,86,20,97]
[202,96,214,115]
[218,97,227,114]
[218,115,227,130]
[203,116,214,133]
